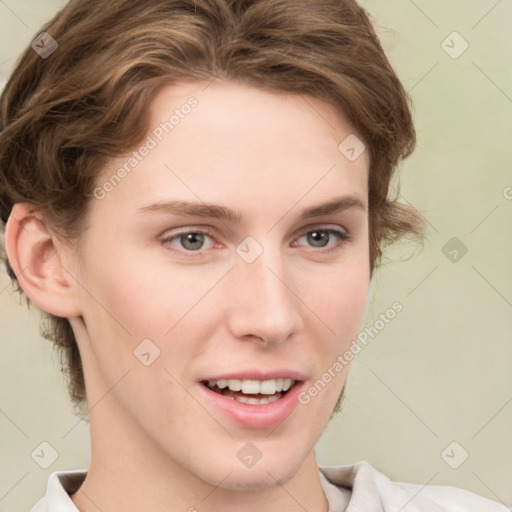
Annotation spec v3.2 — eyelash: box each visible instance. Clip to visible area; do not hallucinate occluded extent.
[161,226,351,257]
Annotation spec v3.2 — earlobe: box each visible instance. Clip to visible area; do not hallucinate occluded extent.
[4,203,82,317]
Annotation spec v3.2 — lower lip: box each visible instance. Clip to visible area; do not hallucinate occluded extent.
[198,381,305,429]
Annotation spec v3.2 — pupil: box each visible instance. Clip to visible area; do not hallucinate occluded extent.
[182,233,204,250]
[308,231,328,247]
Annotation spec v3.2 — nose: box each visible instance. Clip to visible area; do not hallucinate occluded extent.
[224,243,303,346]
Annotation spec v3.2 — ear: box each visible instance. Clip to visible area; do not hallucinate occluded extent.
[4,203,82,317]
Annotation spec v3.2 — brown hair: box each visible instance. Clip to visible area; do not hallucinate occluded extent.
[0,0,425,413]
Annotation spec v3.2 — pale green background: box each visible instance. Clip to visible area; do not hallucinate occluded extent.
[1,1,511,510]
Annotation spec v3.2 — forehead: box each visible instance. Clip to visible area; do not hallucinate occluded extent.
[93,80,369,224]
[149,79,365,157]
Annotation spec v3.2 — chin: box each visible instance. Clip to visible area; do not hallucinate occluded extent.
[220,464,300,491]
[193,445,309,491]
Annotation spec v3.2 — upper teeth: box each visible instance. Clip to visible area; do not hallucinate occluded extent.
[207,378,295,394]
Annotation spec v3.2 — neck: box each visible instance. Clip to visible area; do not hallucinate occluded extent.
[70,399,330,512]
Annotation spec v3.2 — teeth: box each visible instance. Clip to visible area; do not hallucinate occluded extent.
[234,394,281,405]
[207,378,295,394]
[241,380,260,394]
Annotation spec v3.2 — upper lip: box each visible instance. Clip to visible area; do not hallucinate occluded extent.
[199,370,306,382]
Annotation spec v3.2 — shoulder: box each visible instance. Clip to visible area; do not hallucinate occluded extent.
[395,479,509,512]
[319,460,508,512]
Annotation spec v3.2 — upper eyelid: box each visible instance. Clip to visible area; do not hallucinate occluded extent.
[162,223,349,239]
[161,225,349,249]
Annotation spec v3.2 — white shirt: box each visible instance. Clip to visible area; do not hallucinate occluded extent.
[30,460,508,511]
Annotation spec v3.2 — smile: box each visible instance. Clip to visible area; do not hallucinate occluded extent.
[198,375,305,429]
[202,378,296,405]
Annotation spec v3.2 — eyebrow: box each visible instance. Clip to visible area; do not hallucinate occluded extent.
[136,195,367,223]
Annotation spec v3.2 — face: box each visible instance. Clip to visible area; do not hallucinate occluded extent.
[67,80,370,490]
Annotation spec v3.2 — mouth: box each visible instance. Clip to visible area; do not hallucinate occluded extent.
[200,378,299,405]
[197,371,306,428]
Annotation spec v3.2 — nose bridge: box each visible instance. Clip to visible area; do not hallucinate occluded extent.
[226,238,302,343]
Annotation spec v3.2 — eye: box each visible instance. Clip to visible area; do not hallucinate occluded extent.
[162,229,216,252]
[161,226,351,256]
[294,228,350,252]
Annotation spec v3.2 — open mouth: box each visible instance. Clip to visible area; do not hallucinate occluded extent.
[201,378,299,405]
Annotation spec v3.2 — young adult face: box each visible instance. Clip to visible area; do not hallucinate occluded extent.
[10,79,370,498]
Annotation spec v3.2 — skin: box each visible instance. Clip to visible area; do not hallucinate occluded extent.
[6,80,370,512]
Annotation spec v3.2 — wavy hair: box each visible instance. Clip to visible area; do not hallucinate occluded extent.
[0,0,425,413]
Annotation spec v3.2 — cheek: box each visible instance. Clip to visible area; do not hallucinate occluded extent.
[301,263,370,397]
[76,254,206,417]
[84,247,219,337]
[304,260,370,333]
[301,264,368,409]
